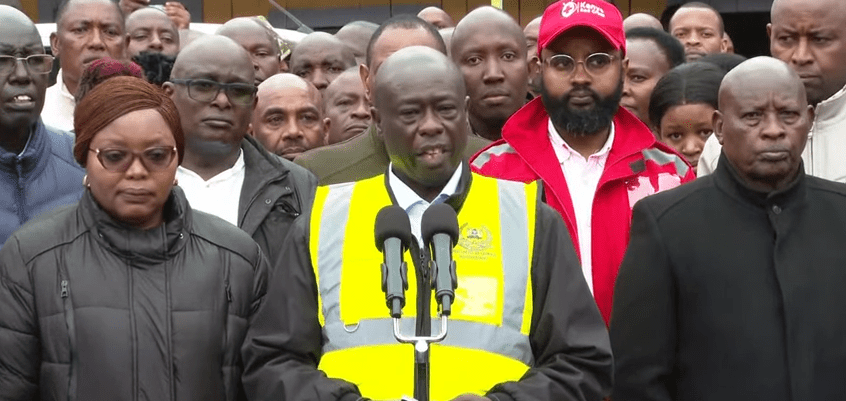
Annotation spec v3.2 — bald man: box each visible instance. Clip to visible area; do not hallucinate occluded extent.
[323,68,370,144]
[0,5,84,248]
[217,17,283,85]
[243,45,612,401]
[334,20,378,65]
[451,6,528,140]
[125,6,179,58]
[165,35,316,266]
[612,57,846,401]
[699,0,846,182]
[524,16,542,98]
[251,74,328,159]
[417,6,454,28]
[623,13,663,31]
[292,14,491,185]
[289,32,356,91]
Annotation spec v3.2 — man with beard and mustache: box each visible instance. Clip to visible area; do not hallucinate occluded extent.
[471,0,695,325]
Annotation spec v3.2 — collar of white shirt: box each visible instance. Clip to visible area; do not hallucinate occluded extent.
[176,149,245,184]
[388,162,463,246]
[547,118,615,163]
[388,162,463,209]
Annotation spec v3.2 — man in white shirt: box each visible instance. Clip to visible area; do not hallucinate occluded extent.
[44,0,126,132]
[164,35,316,266]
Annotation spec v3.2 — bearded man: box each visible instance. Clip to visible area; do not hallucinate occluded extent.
[471,0,695,325]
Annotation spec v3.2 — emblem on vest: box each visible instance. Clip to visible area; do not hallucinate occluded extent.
[456,223,495,260]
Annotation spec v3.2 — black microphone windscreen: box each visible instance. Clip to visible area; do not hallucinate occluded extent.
[374,206,413,251]
[421,203,459,246]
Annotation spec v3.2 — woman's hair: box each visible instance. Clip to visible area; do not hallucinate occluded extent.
[74,76,184,167]
[74,57,144,103]
[648,62,726,130]
[625,27,686,69]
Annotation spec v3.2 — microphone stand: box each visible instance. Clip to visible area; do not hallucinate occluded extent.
[390,254,457,401]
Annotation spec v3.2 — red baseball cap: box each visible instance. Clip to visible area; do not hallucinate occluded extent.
[537,0,625,57]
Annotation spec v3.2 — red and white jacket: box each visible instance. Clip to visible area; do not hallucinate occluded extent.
[471,98,695,324]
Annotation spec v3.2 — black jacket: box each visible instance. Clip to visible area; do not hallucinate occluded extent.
[611,154,846,401]
[242,166,613,401]
[238,135,317,266]
[0,187,268,401]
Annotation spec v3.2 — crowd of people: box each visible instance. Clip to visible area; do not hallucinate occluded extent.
[1,0,846,400]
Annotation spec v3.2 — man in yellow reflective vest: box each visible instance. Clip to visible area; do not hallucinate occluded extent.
[242,46,612,401]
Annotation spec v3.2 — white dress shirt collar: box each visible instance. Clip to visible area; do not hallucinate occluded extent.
[388,162,463,247]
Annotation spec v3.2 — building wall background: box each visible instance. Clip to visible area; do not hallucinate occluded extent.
[20,0,668,29]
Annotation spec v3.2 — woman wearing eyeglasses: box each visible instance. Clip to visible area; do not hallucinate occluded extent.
[0,76,268,401]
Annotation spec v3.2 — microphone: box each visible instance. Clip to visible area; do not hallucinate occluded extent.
[422,204,459,316]
[375,206,413,318]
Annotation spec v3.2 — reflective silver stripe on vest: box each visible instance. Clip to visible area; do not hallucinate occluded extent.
[642,148,690,177]
[317,183,355,322]
[323,318,533,366]
[317,179,534,366]
[496,180,530,344]
[470,143,515,170]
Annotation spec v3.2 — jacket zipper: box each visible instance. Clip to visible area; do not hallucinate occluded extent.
[222,265,233,400]
[60,278,78,401]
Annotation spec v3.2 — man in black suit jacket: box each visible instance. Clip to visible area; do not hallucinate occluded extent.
[611,56,846,401]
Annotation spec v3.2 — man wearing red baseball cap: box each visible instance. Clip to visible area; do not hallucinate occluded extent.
[471,0,695,325]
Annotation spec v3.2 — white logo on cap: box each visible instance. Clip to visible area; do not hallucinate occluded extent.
[561,2,577,18]
[560,1,606,18]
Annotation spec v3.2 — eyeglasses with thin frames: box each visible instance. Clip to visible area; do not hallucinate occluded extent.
[169,78,257,106]
[0,54,55,75]
[89,146,178,173]
[543,53,616,76]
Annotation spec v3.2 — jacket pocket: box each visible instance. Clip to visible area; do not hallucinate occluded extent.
[60,279,78,401]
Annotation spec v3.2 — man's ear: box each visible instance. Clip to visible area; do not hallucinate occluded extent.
[622,56,629,75]
[322,117,331,145]
[713,110,725,145]
[248,122,254,136]
[162,82,175,96]
[371,106,380,125]
[766,23,773,41]
[50,32,61,58]
[125,34,132,51]
[529,56,541,77]
[720,37,729,53]
[360,64,371,104]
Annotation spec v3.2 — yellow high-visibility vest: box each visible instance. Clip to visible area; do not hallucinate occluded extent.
[309,172,538,401]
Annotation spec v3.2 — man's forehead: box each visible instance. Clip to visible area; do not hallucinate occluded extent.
[127,10,175,31]
[326,74,362,94]
[62,0,122,23]
[671,7,720,28]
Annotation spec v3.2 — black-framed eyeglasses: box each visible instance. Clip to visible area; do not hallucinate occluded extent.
[0,54,55,75]
[89,146,178,173]
[169,78,257,106]
[544,53,616,76]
